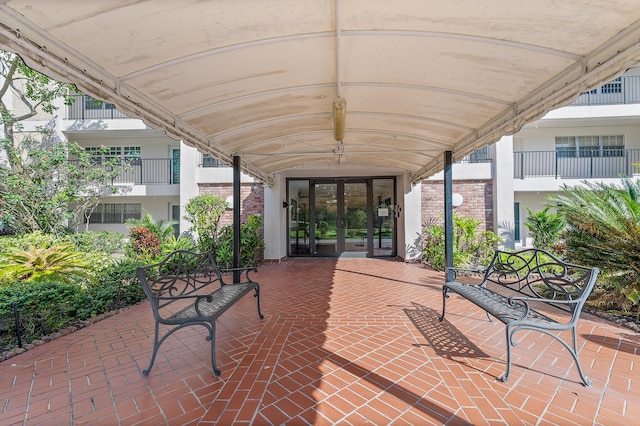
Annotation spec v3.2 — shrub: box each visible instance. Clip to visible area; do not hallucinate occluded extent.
[0,258,146,352]
[70,231,126,255]
[184,195,228,253]
[525,207,566,253]
[0,281,89,350]
[421,214,500,270]
[0,243,95,285]
[160,234,197,255]
[550,178,640,313]
[83,258,146,317]
[216,215,265,268]
[128,226,162,260]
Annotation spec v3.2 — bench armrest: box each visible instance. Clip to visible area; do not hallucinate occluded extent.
[445,266,487,283]
[219,266,259,284]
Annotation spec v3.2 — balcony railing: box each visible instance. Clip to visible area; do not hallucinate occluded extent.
[66,94,131,120]
[514,149,640,179]
[456,146,492,164]
[571,75,640,106]
[71,158,179,185]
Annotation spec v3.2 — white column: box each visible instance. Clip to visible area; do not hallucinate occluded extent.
[179,142,200,236]
[493,135,515,249]
[401,174,422,261]
[263,175,286,261]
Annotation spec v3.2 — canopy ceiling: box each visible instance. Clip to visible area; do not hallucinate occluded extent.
[2,0,640,186]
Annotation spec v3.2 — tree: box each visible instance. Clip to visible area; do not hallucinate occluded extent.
[183,195,228,253]
[0,50,121,235]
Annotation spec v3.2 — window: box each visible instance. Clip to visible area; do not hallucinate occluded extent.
[202,154,229,168]
[601,77,622,94]
[588,77,622,95]
[84,96,116,110]
[124,147,141,160]
[85,146,141,164]
[555,135,624,158]
[87,203,141,223]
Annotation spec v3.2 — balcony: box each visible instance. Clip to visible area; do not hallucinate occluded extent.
[571,75,640,106]
[514,149,640,179]
[66,94,131,120]
[71,158,179,185]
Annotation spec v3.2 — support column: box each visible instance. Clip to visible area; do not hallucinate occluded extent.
[233,155,241,283]
[444,151,454,281]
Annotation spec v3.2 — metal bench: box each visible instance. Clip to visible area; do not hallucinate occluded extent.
[136,250,263,376]
[440,248,599,386]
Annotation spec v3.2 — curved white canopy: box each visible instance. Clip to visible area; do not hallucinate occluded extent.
[1,0,640,185]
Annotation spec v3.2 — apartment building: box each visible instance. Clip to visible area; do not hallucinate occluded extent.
[12,69,639,260]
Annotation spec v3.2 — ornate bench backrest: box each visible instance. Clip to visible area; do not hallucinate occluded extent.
[483,249,599,311]
[136,250,223,317]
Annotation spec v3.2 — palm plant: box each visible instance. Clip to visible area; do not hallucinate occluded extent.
[126,213,177,241]
[525,207,566,251]
[550,178,640,298]
[0,243,95,284]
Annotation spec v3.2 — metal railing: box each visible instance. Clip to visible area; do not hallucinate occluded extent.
[456,147,492,164]
[66,94,131,119]
[514,149,640,179]
[70,158,179,184]
[571,75,640,106]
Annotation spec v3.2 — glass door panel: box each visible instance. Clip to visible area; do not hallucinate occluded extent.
[373,179,395,256]
[313,182,338,256]
[288,180,310,255]
[343,182,368,254]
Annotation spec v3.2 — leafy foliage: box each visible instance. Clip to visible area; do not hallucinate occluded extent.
[216,215,265,268]
[0,139,122,235]
[0,258,146,351]
[128,226,162,260]
[126,213,177,242]
[422,213,500,270]
[0,51,120,235]
[525,207,566,253]
[183,195,228,253]
[550,178,640,311]
[0,243,95,285]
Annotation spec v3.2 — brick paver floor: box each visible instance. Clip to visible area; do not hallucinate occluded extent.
[1,258,638,425]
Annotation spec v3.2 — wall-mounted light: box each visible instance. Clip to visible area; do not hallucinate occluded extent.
[225,195,234,209]
[283,201,289,208]
[452,193,463,208]
[332,97,347,142]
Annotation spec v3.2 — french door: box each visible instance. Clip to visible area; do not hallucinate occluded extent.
[287,178,395,257]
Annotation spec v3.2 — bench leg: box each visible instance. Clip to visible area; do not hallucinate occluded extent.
[255,285,264,319]
[501,324,515,383]
[503,325,592,386]
[206,322,222,376]
[439,287,449,321]
[143,322,162,376]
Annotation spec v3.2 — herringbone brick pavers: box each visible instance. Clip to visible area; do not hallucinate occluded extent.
[0,258,638,425]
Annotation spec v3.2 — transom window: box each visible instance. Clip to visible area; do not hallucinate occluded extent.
[555,135,624,158]
[87,203,141,223]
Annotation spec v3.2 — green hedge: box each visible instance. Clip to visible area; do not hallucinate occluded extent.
[0,258,146,352]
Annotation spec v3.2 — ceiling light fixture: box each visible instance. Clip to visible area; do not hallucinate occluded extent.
[332,96,346,142]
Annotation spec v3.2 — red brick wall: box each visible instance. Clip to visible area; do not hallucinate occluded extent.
[421,180,494,232]
[198,183,264,227]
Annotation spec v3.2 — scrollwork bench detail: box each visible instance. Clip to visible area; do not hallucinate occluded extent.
[136,250,263,376]
[440,248,599,386]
